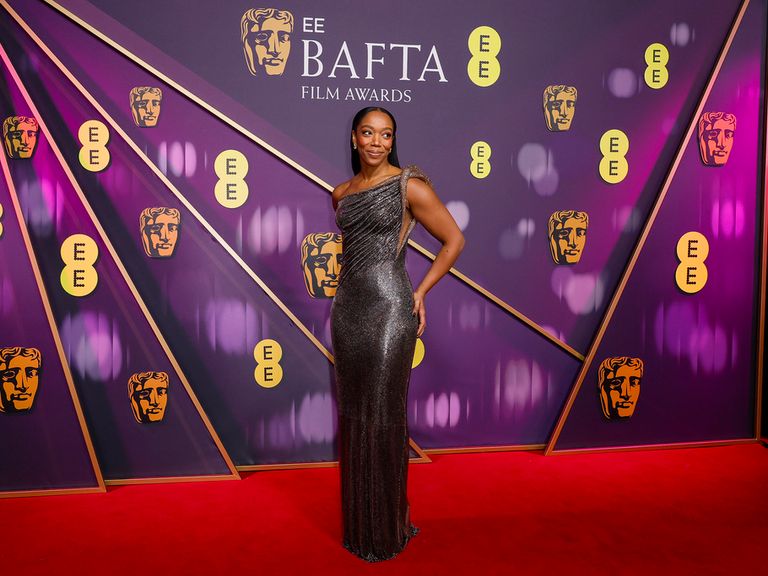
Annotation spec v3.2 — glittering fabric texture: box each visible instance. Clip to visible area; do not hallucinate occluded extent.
[331,166,427,562]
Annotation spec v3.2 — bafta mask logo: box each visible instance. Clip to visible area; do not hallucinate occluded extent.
[543,85,577,132]
[698,112,736,166]
[598,357,643,420]
[128,371,169,423]
[140,207,181,258]
[241,8,294,76]
[3,116,39,159]
[129,87,163,127]
[301,232,342,298]
[548,210,588,264]
[0,347,41,413]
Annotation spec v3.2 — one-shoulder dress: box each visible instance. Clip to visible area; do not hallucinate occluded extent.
[331,165,428,562]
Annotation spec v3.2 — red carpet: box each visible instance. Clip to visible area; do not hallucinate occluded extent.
[2,444,766,575]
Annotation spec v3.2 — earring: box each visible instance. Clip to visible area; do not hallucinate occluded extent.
[353,143,357,150]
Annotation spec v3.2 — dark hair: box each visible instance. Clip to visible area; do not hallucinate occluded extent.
[350,107,400,174]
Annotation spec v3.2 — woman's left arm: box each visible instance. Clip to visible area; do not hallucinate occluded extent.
[407,177,465,336]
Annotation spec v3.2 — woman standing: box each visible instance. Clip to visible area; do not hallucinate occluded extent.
[331,107,465,561]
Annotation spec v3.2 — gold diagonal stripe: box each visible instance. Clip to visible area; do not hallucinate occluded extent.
[550,438,757,456]
[408,241,584,359]
[754,1,768,441]
[105,474,240,486]
[3,1,434,460]
[0,71,106,496]
[0,40,241,480]
[0,145,106,497]
[236,439,432,472]
[34,0,584,361]
[544,0,752,455]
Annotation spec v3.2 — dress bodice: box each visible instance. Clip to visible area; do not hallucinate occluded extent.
[335,165,427,283]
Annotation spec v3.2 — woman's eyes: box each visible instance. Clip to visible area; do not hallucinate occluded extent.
[361,130,392,138]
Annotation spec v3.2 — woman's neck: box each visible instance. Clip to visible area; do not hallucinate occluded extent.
[357,162,396,183]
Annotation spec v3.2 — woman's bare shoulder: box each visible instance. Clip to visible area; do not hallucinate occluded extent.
[332,179,353,200]
[332,179,353,210]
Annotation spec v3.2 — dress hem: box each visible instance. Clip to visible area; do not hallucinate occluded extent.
[342,525,420,563]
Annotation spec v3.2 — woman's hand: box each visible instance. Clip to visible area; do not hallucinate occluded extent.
[412,291,426,337]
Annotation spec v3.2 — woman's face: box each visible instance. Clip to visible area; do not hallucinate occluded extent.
[352,111,394,169]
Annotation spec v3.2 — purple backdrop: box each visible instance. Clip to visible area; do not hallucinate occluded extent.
[0,0,764,484]
[26,0,745,351]
[554,0,765,449]
[0,158,99,492]
[0,45,234,480]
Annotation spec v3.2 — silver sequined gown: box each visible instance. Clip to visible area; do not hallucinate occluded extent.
[331,166,426,562]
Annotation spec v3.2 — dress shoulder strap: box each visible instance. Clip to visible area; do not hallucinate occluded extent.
[399,165,432,210]
[400,164,431,188]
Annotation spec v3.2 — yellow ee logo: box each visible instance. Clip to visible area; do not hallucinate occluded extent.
[78,120,110,172]
[214,150,249,209]
[60,234,98,297]
[412,338,425,368]
[0,202,4,238]
[675,231,709,293]
[254,338,283,388]
[467,26,501,87]
[644,43,669,89]
[599,129,629,184]
[470,141,491,179]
